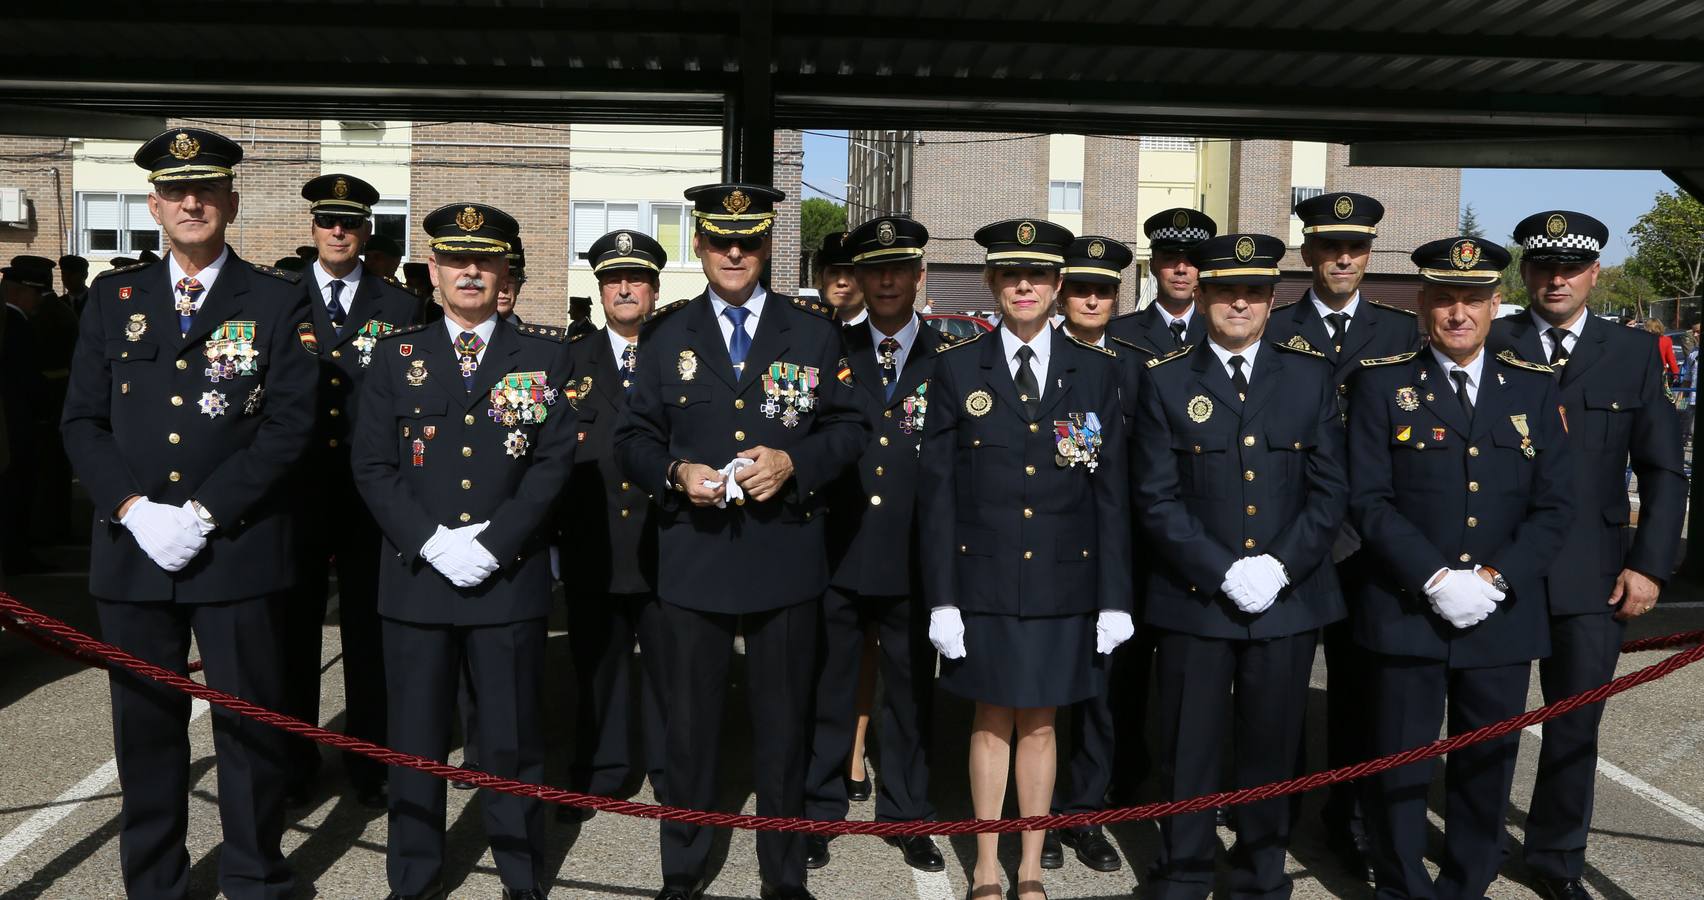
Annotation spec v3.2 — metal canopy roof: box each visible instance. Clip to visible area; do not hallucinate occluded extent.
[9,0,1704,139]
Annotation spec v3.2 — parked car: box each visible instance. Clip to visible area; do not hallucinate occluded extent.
[922,313,995,339]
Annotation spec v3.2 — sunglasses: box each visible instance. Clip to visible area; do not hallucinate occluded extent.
[313,213,367,231]
[703,234,766,253]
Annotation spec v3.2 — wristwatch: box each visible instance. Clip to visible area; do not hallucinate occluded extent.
[189,499,218,530]
[1481,565,1510,593]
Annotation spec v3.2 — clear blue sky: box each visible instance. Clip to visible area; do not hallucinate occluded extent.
[799,132,1680,267]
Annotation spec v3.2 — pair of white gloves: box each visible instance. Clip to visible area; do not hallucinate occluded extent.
[928,607,1135,660]
[1222,554,1290,614]
[1425,567,1505,629]
[701,457,756,508]
[121,498,216,572]
[421,522,500,588]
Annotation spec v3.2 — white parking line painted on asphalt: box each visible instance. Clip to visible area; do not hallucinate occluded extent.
[1525,724,1704,833]
[0,699,210,870]
[909,851,956,900]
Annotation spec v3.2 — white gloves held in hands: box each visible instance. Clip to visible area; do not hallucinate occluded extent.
[121,498,207,572]
[1425,568,1504,629]
[421,522,500,588]
[1095,609,1134,655]
[929,607,1135,660]
[1222,554,1289,614]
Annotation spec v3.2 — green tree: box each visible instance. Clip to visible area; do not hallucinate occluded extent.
[800,197,847,256]
[1593,264,1657,318]
[1459,203,1485,239]
[1497,243,1528,310]
[1627,189,1704,300]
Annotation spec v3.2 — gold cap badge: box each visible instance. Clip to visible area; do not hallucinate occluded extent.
[723,189,751,215]
[877,221,896,246]
[1334,195,1354,219]
[169,132,200,160]
[1016,221,1036,245]
[1172,210,1190,229]
[332,177,349,199]
[1234,236,1256,263]
[455,206,484,232]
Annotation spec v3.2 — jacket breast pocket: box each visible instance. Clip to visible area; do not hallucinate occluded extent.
[665,383,713,423]
[1490,418,1541,492]
[1171,432,1227,498]
[1581,391,1640,450]
[1390,430,1448,490]
[1267,431,1314,481]
[107,339,158,364]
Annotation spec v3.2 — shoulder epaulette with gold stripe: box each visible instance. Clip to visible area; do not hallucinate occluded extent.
[641,297,693,329]
[790,295,834,319]
[93,262,150,280]
[936,330,983,353]
[1276,334,1326,358]
[1368,300,1417,317]
[1495,348,1554,374]
[1064,333,1117,357]
[250,262,302,284]
[1359,350,1417,368]
[569,330,591,343]
[516,323,567,342]
[1109,335,1153,356]
[937,330,963,346]
[379,322,432,341]
[1145,344,1193,368]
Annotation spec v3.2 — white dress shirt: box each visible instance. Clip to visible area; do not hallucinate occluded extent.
[1533,308,1587,361]
[869,314,922,382]
[842,307,869,326]
[1430,345,1484,405]
[709,284,768,355]
[1061,325,1107,348]
[1309,289,1362,327]
[312,259,364,317]
[443,313,498,365]
[1207,340,1262,385]
[167,246,230,315]
[999,324,1053,395]
[607,326,639,365]
[1158,302,1196,333]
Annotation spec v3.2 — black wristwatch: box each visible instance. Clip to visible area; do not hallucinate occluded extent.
[1483,566,1510,594]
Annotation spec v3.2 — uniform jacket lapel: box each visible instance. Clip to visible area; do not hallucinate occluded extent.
[1502,313,1549,366]
[465,317,521,412]
[685,292,738,391]
[1419,352,1472,438]
[889,319,939,407]
[1559,313,1608,389]
[1291,297,1338,366]
[1241,344,1285,423]
[593,330,628,415]
[843,322,886,404]
[1034,332,1076,422]
[179,257,248,353]
[980,326,1027,420]
[737,296,790,396]
[1191,342,1245,415]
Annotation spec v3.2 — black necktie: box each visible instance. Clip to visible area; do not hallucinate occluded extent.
[327,280,348,335]
[879,337,900,402]
[1169,320,1186,347]
[1326,312,1349,351]
[1015,345,1041,420]
[1547,327,1571,370]
[1230,354,1249,401]
[1451,370,1474,421]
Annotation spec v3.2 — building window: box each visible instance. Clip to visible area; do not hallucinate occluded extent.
[371,198,409,257]
[1049,180,1082,213]
[571,200,696,267]
[77,192,160,256]
[1140,136,1196,152]
[1291,186,1325,211]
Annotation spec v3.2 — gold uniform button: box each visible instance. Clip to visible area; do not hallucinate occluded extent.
[328,439,338,448]
[734,430,746,441]
[959,545,968,554]
[1081,550,1090,559]
[972,439,981,447]
[459,512,471,523]
[1468,446,1480,457]
[413,407,422,414]
[679,395,688,405]
[1244,538,1257,549]
[168,471,181,482]
[870,495,883,506]
[170,395,183,406]
[620,508,631,518]
[465,414,475,425]
[874,466,884,476]
[329,408,341,417]
[1459,553,1472,563]
[1025,465,1036,476]
[331,350,342,359]
[1466,516,1478,527]
[120,351,129,359]
[462,446,473,457]
[1244,470,1256,482]
[461,479,473,490]
[620,481,631,491]
[1293,441,1302,450]
[1023,507,1033,518]
[735,398,745,410]
[1243,435,1255,447]
[176,359,188,370]
[879,436,890,447]
[1246,505,1257,516]
[734,496,746,506]
[1029,423,1039,433]
[883,409,893,418]
[330,377,342,387]
[1611,401,1621,410]
[168,433,180,444]
[1469,481,1480,492]
[804,511,812,520]
[1023,550,1033,560]
[1193,445,1202,454]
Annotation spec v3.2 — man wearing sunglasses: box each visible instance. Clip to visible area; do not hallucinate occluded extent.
[615,182,867,900]
[280,173,424,810]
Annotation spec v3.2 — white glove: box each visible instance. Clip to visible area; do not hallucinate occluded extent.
[1095,609,1135,655]
[1425,569,1503,629]
[422,523,497,588]
[1242,554,1289,613]
[121,498,206,572]
[707,457,757,509]
[929,606,967,660]
[177,501,216,537]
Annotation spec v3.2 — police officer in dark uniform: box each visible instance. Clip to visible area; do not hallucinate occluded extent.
[557,228,670,817]
[919,218,1133,900]
[1265,192,1421,876]
[1349,237,1573,900]
[805,215,945,873]
[1107,209,1214,354]
[364,234,404,281]
[352,202,573,900]
[60,253,91,316]
[280,172,423,808]
[60,126,316,900]
[1490,211,1686,900]
[1042,234,1141,873]
[614,182,867,900]
[816,230,867,325]
[498,235,526,325]
[2,258,52,573]
[567,295,597,340]
[1133,233,1348,899]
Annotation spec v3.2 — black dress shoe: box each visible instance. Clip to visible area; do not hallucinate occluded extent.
[1059,826,1122,872]
[845,773,872,802]
[1039,829,1064,869]
[1535,876,1590,900]
[886,834,946,872]
[758,883,816,900]
[383,884,445,900]
[1326,827,1376,883]
[653,881,706,900]
[804,834,831,869]
[501,889,545,899]
[1214,807,1229,828]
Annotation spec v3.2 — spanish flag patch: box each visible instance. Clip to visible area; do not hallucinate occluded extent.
[836,357,853,386]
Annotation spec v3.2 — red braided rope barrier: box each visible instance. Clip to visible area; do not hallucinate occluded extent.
[2,589,1700,837]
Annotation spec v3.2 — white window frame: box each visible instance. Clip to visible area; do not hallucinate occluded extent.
[1048,180,1083,213]
[570,199,698,269]
[76,191,162,257]
[370,197,410,258]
